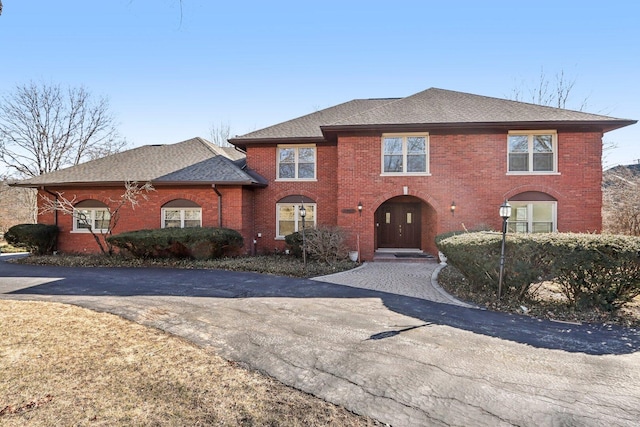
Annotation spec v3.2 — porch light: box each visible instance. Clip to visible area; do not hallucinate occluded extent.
[299,203,306,267]
[357,201,363,216]
[498,201,511,300]
[450,201,456,215]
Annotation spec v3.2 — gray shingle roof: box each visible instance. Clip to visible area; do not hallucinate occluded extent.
[14,137,266,187]
[230,88,636,145]
[231,98,398,141]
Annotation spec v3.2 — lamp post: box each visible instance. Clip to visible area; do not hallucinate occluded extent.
[498,201,512,300]
[299,203,307,267]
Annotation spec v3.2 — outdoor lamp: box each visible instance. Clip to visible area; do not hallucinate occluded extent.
[299,203,307,267]
[357,201,363,216]
[498,200,511,299]
[450,201,456,215]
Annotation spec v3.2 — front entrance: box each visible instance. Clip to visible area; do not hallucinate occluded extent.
[376,202,421,249]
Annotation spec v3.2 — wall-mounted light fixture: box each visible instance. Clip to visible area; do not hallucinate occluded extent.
[357,201,363,216]
[450,201,456,215]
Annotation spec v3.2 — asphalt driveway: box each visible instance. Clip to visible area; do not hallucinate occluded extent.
[1,254,639,426]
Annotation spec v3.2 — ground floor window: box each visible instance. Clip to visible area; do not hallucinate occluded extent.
[162,199,202,228]
[508,201,556,233]
[73,200,110,232]
[276,196,316,238]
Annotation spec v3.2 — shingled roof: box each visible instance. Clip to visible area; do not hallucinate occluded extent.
[13,137,267,187]
[230,88,636,147]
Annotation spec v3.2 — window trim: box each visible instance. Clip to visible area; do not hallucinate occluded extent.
[508,201,557,233]
[381,133,430,176]
[161,207,203,228]
[507,130,559,175]
[72,207,111,233]
[275,202,317,239]
[276,144,317,181]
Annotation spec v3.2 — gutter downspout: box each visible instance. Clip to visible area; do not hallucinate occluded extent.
[212,184,222,227]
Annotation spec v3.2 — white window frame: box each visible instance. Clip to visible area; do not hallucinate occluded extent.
[276,203,317,239]
[381,133,430,176]
[161,207,202,228]
[72,208,111,233]
[507,130,559,175]
[276,144,317,181]
[508,201,557,233]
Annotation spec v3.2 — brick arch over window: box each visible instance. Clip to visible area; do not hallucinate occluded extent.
[162,199,201,208]
[509,191,557,202]
[75,199,108,208]
[503,185,562,201]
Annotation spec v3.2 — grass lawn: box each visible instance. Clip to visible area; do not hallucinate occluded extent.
[0,300,381,426]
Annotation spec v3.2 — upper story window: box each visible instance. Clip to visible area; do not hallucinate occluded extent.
[73,199,110,233]
[382,133,429,175]
[508,131,557,173]
[162,199,202,228]
[277,145,316,180]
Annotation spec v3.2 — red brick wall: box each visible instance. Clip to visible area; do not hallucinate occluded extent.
[246,143,339,254]
[37,185,250,254]
[247,130,604,260]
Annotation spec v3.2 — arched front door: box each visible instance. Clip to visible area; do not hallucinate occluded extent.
[376,200,421,249]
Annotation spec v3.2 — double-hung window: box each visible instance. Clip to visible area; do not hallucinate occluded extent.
[382,133,429,174]
[73,200,110,232]
[508,202,556,233]
[162,199,202,228]
[277,145,316,180]
[276,202,316,238]
[508,131,557,173]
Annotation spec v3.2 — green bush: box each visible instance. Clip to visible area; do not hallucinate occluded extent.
[284,231,304,258]
[107,227,243,259]
[541,234,640,311]
[437,231,640,311]
[4,224,58,255]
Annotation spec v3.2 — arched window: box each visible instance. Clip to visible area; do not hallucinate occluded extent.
[508,192,557,233]
[276,195,316,238]
[73,200,110,232]
[162,199,202,228]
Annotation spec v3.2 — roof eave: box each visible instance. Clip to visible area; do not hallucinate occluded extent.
[11,180,267,188]
[321,119,637,134]
[229,136,326,150]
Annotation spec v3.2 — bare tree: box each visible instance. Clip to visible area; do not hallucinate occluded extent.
[209,121,232,147]
[39,181,154,255]
[603,166,640,236]
[0,81,128,178]
[509,68,588,110]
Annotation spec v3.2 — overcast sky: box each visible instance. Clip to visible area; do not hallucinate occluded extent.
[1,1,639,167]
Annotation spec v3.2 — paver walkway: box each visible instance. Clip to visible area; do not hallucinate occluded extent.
[313,261,474,307]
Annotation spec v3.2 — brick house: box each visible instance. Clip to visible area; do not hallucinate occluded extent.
[15,88,636,258]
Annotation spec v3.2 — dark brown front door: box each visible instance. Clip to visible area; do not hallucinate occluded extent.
[377,203,421,248]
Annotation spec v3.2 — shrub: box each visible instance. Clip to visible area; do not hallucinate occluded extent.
[4,223,58,255]
[437,231,640,311]
[107,227,243,259]
[284,231,304,258]
[304,226,349,265]
[541,233,640,311]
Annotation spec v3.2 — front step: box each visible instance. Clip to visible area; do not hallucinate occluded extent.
[372,249,438,263]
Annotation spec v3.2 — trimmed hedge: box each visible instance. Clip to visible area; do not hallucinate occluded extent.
[4,224,58,255]
[107,227,243,259]
[437,232,640,311]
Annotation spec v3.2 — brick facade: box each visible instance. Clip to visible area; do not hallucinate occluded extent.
[245,129,605,260]
[37,185,248,254]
